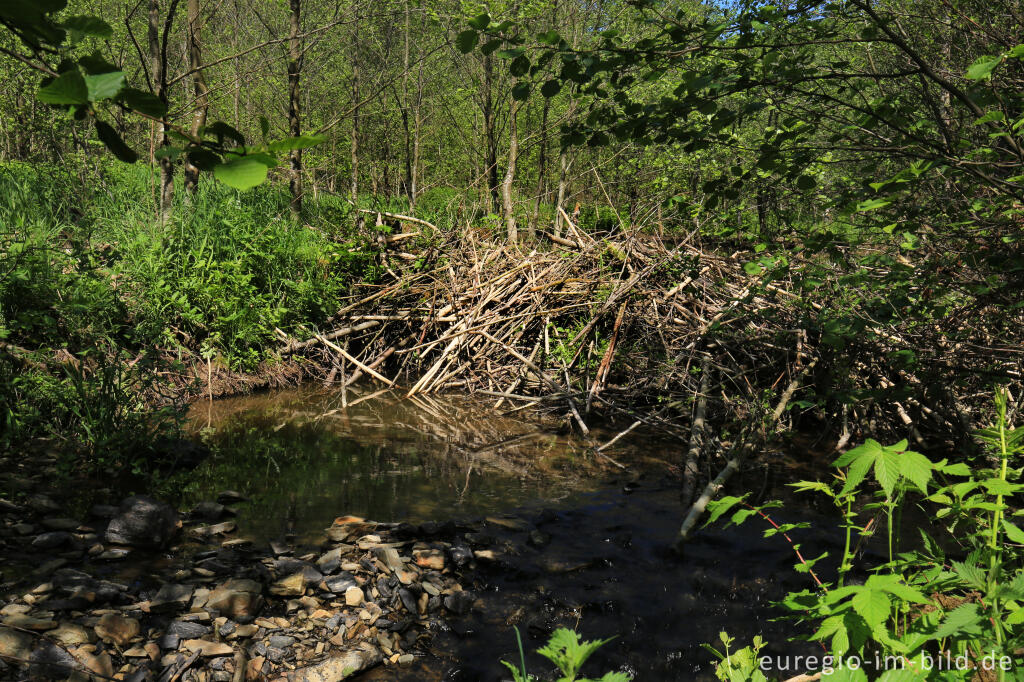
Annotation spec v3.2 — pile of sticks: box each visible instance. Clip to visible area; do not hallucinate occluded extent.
[277,216,1023,467]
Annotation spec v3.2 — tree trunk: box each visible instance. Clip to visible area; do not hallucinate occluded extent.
[554,148,569,238]
[183,0,208,196]
[287,0,303,218]
[401,0,413,205]
[149,0,174,221]
[483,53,499,213]
[350,48,360,203]
[529,95,550,239]
[502,99,519,243]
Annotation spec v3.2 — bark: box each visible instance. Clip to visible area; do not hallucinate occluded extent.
[287,0,303,217]
[350,39,360,203]
[183,0,209,196]
[554,148,569,238]
[483,53,499,213]
[149,0,175,221]
[401,0,413,205]
[502,99,519,243]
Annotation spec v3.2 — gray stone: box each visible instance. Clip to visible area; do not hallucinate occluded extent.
[31,532,72,549]
[322,573,357,594]
[105,496,178,549]
[150,583,194,612]
[269,635,295,649]
[167,621,209,639]
[216,490,248,504]
[316,549,343,575]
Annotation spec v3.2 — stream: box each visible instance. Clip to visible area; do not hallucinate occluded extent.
[178,385,828,681]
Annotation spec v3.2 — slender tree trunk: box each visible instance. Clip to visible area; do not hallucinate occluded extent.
[483,53,499,213]
[554,149,569,238]
[401,0,413,205]
[287,0,303,217]
[503,99,519,243]
[149,0,174,221]
[350,49,360,203]
[183,0,208,196]
[530,95,550,238]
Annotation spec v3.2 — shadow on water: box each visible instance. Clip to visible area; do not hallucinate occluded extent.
[178,385,831,681]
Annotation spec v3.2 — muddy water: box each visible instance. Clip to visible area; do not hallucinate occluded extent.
[186,386,828,681]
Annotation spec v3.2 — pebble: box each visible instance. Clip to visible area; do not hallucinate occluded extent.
[344,586,364,606]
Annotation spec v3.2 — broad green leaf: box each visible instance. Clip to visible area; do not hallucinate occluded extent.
[896,450,932,493]
[966,55,1001,80]
[541,80,561,98]
[120,88,166,118]
[268,135,325,153]
[85,70,125,101]
[213,155,270,190]
[1003,519,1024,544]
[877,669,922,682]
[94,120,137,162]
[61,15,112,40]
[512,82,531,101]
[839,448,874,497]
[851,587,890,629]
[796,175,816,190]
[856,199,890,212]
[874,449,900,498]
[467,13,490,30]
[934,603,982,638]
[37,70,88,105]
[455,29,478,53]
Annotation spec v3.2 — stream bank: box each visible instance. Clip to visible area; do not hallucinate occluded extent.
[1,388,829,681]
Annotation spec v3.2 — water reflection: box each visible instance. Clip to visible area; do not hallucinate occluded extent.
[179,385,609,543]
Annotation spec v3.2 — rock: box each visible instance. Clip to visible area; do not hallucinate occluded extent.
[344,587,364,607]
[104,496,178,549]
[41,518,81,531]
[98,548,132,560]
[0,626,33,663]
[269,635,295,648]
[397,589,418,615]
[75,649,115,679]
[0,498,20,513]
[0,604,30,617]
[286,643,382,681]
[356,534,382,550]
[206,579,264,619]
[188,520,237,538]
[168,621,210,639]
[322,573,357,594]
[443,591,475,615]
[50,622,93,646]
[29,641,77,677]
[89,504,119,519]
[398,653,414,666]
[184,639,234,656]
[271,572,308,597]
[219,621,236,637]
[270,540,291,556]
[27,494,61,513]
[31,531,72,549]
[412,548,445,571]
[528,530,551,547]
[216,490,248,504]
[228,624,258,639]
[190,501,232,521]
[13,523,34,535]
[2,614,57,631]
[158,633,181,649]
[316,549,343,574]
[95,613,140,646]
[150,583,194,612]
[374,548,403,572]
[485,516,531,531]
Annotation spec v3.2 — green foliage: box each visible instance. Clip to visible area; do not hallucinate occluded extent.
[501,627,630,682]
[704,389,1024,681]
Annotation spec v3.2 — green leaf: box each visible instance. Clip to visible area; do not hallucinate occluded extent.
[705,495,746,526]
[1003,519,1024,544]
[851,587,890,629]
[85,70,125,101]
[743,262,762,275]
[120,88,167,118]
[267,135,325,153]
[512,82,531,101]
[874,449,900,498]
[455,29,478,53]
[796,175,816,190]
[540,80,561,98]
[839,448,874,497]
[61,15,112,41]
[934,603,982,638]
[94,120,137,162]
[966,55,1001,80]
[213,155,271,190]
[467,13,490,30]
[37,69,88,105]
[896,450,932,493]
[856,199,890,212]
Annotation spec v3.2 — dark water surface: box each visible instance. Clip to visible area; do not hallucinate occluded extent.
[185,385,826,681]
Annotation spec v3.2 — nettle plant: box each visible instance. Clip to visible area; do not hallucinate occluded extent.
[502,627,631,682]
[706,389,1024,681]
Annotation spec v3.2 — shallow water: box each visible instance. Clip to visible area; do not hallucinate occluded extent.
[181,385,626,544]
[182,385,829,681]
